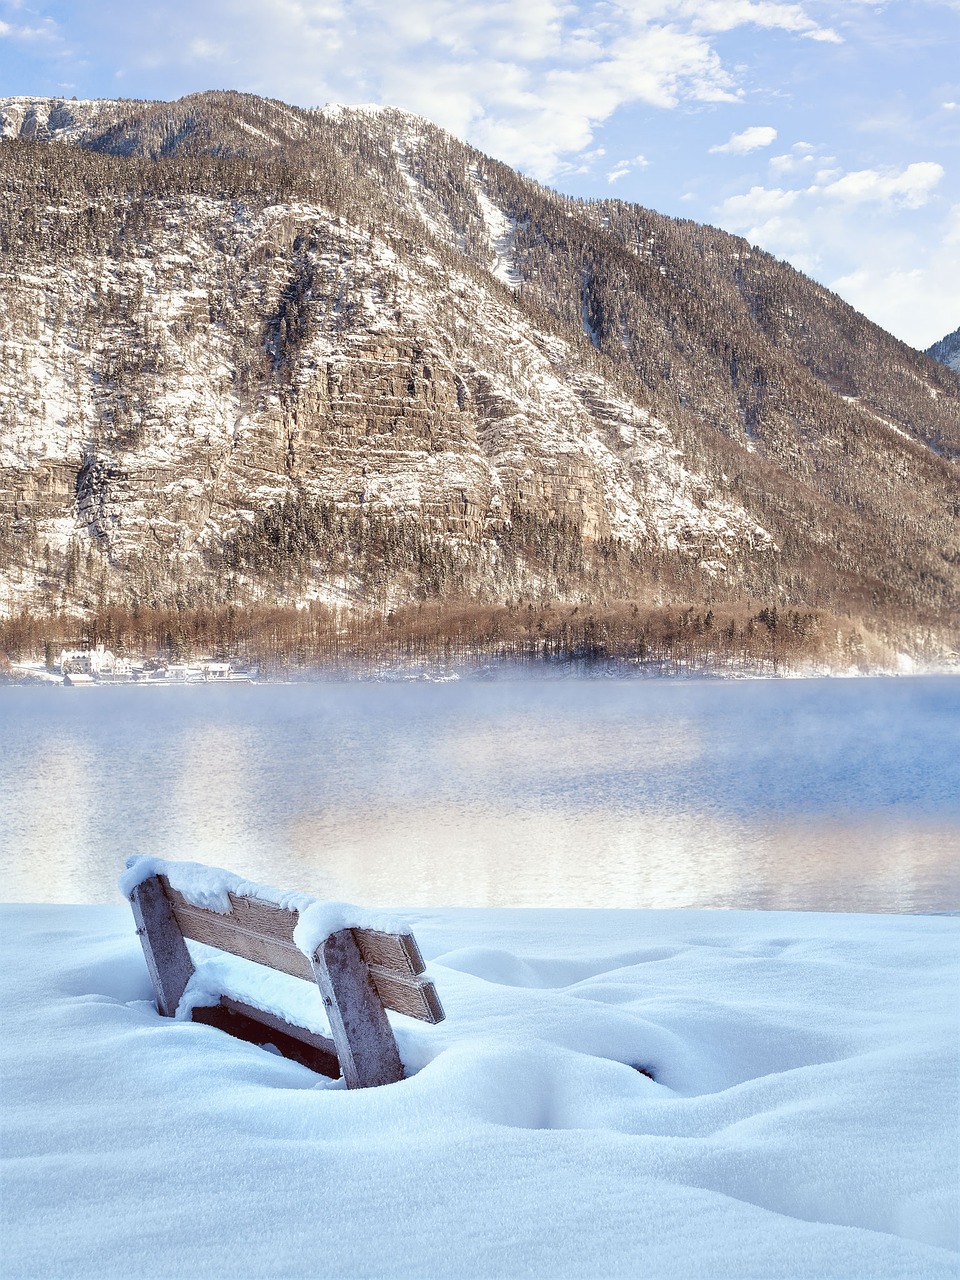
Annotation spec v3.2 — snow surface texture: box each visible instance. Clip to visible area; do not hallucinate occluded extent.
[2,904,957,1279]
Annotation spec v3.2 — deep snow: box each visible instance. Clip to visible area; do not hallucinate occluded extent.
[2,902,957,1279]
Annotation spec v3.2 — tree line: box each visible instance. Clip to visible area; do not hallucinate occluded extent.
[0,597,920,678]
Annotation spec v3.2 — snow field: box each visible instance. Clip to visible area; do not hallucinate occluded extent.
[1,903,956,1279]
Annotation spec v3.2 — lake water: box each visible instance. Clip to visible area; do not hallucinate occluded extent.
[1,674,958,913]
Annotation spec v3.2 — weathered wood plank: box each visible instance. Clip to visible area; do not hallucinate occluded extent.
[163,882,432,984]
[312,929,405,1088]
[163,881,301,942]
[368,967,445,1023]
[131,875,195,1017]
[191,998,340,1078]
[353,928,426,977]
[162,881,316,982]
[218,997,338,1056]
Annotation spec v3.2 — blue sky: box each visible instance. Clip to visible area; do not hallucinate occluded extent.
[2,0,958,349]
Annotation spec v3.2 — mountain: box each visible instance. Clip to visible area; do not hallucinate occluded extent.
[927,327,960,374]
[1,91,958,654]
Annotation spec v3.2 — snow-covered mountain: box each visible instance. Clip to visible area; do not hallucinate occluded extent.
[1,91,958,642]
[927,326,960,374]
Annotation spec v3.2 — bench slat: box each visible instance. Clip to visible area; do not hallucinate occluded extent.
[163,883,317,982]
[368,966,445,1024]
[353,928,426,977]
[162,880,432,987]
[192,997,340,1079]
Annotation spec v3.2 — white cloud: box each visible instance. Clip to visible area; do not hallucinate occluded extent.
[0,15,58,42]
[188,38,226,62]
[656,0,840,42]
[770,152,812,173]
[715,166,957,347]
[607,153,649,183]
[817,162,944,209]
[710,124,778,154]
[720,184,799,219]
[769,141,816,172]
[831,254,960,350]
[365,15,750,177]
[27,0,845,182]
[719,161,946,233]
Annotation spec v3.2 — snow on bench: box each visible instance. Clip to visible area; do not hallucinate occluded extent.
[121,856,444,1088]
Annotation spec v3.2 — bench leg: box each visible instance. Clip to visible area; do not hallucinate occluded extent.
[311,929,405,1088]
[131,875,195,1017]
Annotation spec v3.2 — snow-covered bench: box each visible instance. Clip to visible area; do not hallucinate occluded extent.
[121,857,444,1088]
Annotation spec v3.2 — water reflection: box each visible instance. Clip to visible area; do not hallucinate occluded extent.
[2,732,96,902]
[1,676,958,912]
[170,724,260,866]
[447,715,704,778]
[286,805,960,912]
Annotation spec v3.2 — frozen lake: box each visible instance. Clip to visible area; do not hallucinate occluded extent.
[1,674,958,912]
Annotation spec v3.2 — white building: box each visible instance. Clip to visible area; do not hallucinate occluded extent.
[59,644,130,678]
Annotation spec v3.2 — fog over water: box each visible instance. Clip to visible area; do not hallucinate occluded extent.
[2,675,958,912]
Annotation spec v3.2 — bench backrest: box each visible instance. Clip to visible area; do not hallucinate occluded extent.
[160,878,444,1023]
[127,863,443,1089]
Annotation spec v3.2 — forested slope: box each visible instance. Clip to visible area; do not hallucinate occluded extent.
[1,91,957,657]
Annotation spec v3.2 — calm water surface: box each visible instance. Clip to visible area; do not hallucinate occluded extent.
[1,675,958,912]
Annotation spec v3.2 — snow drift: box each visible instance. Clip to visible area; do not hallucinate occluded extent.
[1,903,956,1278]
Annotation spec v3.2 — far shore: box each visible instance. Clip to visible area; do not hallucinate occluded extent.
[4,653,960,688]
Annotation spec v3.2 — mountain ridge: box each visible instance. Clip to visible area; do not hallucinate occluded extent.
[927,326,960,374]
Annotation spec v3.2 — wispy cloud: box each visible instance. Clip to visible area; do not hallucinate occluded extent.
[0,14,60,42]
[816,162,944,209]
[769,141,816,173]
[685,0,841,42]
[187,38,227,62]
[720,184,798,218]
[716,156,956,345]
[0,0,845,180]
[710,125,778,154]
[607,154,649,183]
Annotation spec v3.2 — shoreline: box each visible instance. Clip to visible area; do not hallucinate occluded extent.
[5,654,960,686]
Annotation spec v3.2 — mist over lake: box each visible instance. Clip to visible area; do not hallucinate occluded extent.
[2,674,958,913]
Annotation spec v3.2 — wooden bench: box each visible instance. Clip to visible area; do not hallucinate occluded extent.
[124,859,444,1089]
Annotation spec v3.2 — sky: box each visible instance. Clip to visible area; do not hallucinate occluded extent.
[1,1,958,350]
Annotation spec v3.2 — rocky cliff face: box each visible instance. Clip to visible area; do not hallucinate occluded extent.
[1,92,958,641]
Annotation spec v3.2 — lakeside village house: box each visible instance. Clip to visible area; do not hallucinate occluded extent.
[59,644,130,679]
[58,646,237,684]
